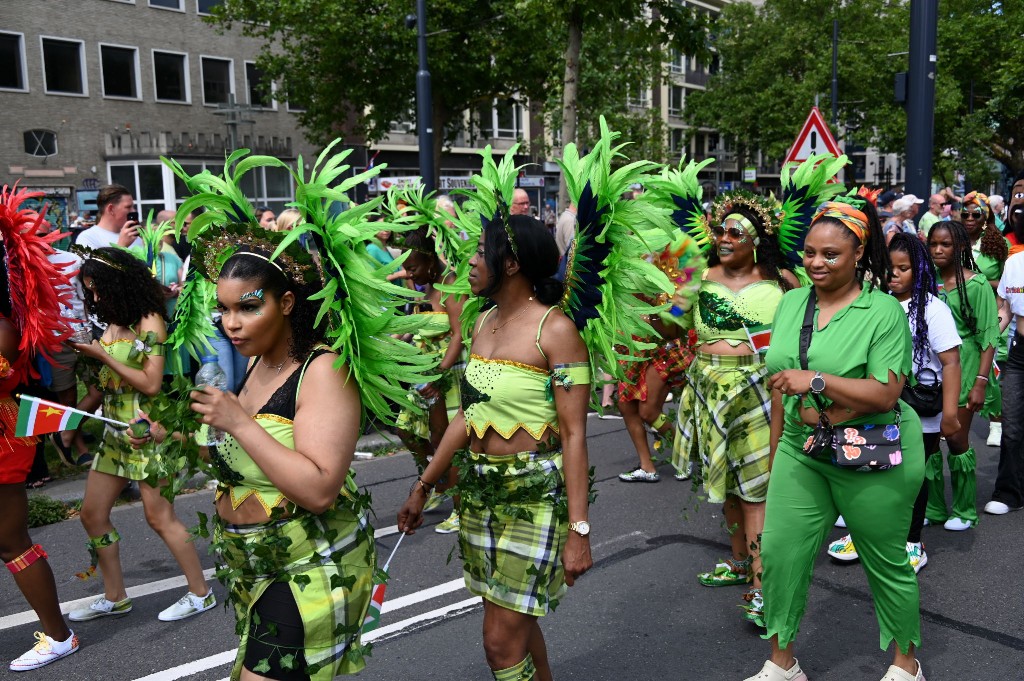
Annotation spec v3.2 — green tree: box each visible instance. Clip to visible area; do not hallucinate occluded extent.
[684,0,1024,186]
[208,0,558,176]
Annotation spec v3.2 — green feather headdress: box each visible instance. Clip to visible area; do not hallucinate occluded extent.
[162,142,436,425]
[556,116,675,381]
[775,153,849,263]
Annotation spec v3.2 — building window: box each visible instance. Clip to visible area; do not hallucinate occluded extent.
[492,98,523,140]
[109,162,168,214]
[668,49,685,75]
[197,0,222,15]
[24,130,58,157]
[238,165,294,214]
[627,86,650,109]
[0,32,28,92]
[153,50,189,103]
[201,56,233,105]
[149,0,183,9]
[100,44,140,99]
[668,86,684,118]
[668,128,686,156]
[245,62,273,109]
[41,37,87,95]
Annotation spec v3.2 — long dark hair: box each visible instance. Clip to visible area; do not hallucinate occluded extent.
[976,211,1008,263]
[479,214,563,305]
[928,220,980,335]
[810,200,891,292]
[219,250,327,361]
[80,247,167,327]
[889,232,937,368]
[707,204,795,291]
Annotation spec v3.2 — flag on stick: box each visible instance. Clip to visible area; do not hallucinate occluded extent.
[15,394,130,437]
[362,532,406,634]
[744,323,771,354]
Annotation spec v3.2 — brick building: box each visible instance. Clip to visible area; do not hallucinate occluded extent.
[0,0,317,229]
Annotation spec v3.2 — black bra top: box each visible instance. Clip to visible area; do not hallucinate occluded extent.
[236,348,331,419]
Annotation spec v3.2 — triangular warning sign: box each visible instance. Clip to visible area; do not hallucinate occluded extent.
[784,106,842,164]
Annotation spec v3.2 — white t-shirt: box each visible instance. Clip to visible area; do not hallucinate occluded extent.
[74,225,142,250]
[47,249,86,321]
[998,251,1024,317]
[900,293,961,433]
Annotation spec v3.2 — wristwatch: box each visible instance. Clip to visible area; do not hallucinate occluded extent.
[568,521,591,537]
[809,372,826,395]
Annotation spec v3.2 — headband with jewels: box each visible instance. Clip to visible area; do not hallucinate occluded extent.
[69,244,131,272]
[712,191,780,237]
[190,223,319,285]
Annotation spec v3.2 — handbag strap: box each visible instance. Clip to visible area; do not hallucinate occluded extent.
[798,290,829,415]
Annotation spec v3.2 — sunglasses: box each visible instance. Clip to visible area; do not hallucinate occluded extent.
[960,210,985,220]
[710,224,747,240]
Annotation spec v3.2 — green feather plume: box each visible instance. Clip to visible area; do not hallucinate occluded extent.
[776,153,849,262]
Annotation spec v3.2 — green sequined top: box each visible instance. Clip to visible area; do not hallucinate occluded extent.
[694,271,785,347]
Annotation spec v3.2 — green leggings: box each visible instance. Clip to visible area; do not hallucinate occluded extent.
[761,420,924,654]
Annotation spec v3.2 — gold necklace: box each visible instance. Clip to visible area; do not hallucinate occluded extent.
[491,297,533,334]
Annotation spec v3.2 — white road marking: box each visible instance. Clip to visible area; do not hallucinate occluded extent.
[132,594,482,681]
[0,568,217,632]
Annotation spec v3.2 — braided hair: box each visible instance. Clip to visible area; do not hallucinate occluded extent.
[888,232,937,369]
[928,220,980,335]
[706,204,796,291]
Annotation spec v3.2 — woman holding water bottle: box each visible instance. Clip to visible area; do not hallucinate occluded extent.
[67,247,214,624]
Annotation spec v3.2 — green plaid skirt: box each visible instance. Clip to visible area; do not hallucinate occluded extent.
[216,504,376,680]
[673,352,772,503]
[457,449,567,617]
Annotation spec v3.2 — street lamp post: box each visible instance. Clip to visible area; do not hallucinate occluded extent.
[413,0,435,192]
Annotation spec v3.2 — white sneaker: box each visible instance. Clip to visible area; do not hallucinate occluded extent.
[157,590,216,622]
[618,467,660,483]
[986,421,1002,447]
[9,631,79,671]
[68,596,132,622]
[906,542,927,574]
[742,658,809,681]
[943,517,972,531]
[827,534,859,561]
[879,660,925,681]
[984,500,1022,515]
[835,515,847,528]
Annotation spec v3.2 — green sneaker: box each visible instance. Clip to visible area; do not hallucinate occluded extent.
[423,490,445,513]
[435,510,460,534]
[68,596,132,622]
[698,558,751,587]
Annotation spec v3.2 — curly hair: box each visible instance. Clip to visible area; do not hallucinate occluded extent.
[928,220,980,336]
[888,232,938,369]
[80,247,168,327]
[810,199,892,292]
[978,219,1008,263]
[218,249,327,361]
[706,203,795,291]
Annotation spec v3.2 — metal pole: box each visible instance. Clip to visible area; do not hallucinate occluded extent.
[831,19,839,127]
[905,0,938,224]
[415,0,435,192]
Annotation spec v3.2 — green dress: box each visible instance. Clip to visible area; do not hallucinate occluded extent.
[938,274,1000,414]
[91,331,164,480]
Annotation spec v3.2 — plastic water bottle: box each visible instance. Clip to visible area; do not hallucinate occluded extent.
[195,355,230,444]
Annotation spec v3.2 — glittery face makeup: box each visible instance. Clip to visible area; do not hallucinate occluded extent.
[825,257,839,266]
[239,289,264,303]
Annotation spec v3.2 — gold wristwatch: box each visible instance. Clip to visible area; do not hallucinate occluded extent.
[568,521,591,537]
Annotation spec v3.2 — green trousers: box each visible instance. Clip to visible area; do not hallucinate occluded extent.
[761,418,924,654]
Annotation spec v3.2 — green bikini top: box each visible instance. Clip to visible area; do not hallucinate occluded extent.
[694,272,784,347]
[210,347,354,517]
[462,307,591,440]
[98,328,164,392]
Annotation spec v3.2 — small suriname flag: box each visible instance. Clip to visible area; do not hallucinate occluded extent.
[15,395,86,437]
[745,323,772,354]
[361,580,387,634]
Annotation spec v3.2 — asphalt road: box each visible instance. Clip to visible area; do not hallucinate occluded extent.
[2,415,1021,681]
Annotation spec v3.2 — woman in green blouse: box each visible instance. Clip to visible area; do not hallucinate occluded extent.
[745,200,925,681]
[927,220,1000,531]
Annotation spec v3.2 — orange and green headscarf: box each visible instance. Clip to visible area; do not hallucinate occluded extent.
[962,191,991,219]
[812,201,869,244]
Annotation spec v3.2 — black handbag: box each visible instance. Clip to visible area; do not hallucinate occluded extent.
[798,290,904,471]
[900,367,942,417]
